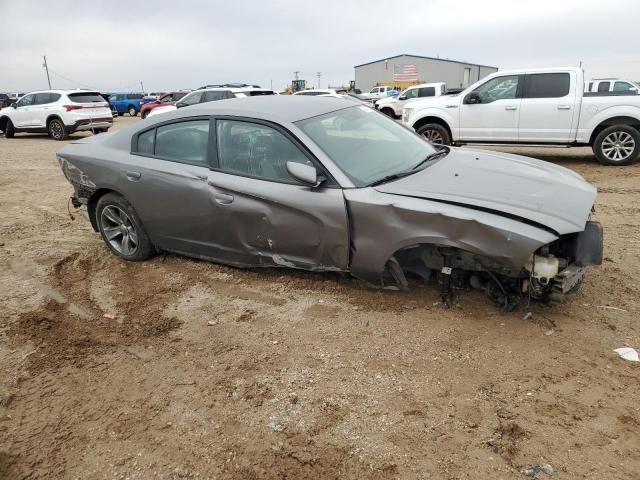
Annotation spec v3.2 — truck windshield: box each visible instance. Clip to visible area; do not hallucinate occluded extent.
[296,105,437,186]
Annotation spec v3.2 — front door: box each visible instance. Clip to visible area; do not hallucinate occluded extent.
[12,93,37,128]
[458,74,522,141]
[208,118,350,270]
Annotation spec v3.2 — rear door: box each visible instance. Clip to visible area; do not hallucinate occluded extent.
[518,72,576,143]
[124,117,221,256]
[458,74,522,141]
[32,93,55,127]
[206,117,350,270]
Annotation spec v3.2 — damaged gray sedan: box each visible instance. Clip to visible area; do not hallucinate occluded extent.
[58,96,603,308]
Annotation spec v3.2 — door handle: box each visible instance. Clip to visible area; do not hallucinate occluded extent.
[505,106,518,110]
[125,171,141,181]
[213,192,234,205]
[557,105,571,110]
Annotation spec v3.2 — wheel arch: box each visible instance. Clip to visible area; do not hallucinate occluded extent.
[588,115,640,144]
[46,114,64,126]
[88,188,122,231]
[411,115,453,140]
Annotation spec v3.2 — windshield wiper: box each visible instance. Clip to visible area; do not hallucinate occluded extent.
[367,170,417,187]
[412,147,450,170]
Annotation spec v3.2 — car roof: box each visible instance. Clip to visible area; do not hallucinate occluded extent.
[144,95,354,124]
[19,89,102,95]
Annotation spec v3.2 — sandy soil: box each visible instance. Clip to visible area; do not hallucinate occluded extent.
[1,116,639,479]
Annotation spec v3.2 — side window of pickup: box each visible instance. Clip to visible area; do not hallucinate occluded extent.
[524,73,570,98]
[469,75,520,104]
[597,82,610,93]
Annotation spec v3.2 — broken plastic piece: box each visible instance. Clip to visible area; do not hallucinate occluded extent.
[614,347,639,362]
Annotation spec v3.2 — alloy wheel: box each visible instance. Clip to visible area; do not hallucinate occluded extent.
[602,131,635,162]
[49,121,63,139]
[422,129,444,144]
[100,205,139,256]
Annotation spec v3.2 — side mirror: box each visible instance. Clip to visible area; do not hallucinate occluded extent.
[176,102,187,108]
[464,93,481,105]
[10,102,17,108]
[398,95,407,101]
[287,162,321,186]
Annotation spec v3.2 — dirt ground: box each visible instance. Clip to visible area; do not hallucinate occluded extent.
[1,116,639,480]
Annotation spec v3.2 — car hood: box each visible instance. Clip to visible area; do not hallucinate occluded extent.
[373,148,597,235]
[376,96,396,106]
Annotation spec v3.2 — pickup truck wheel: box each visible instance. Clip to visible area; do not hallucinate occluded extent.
[593,125,640,166]
[128,106,137,117]
[380,108,396,118]
[96,193,153,261]
[4,119,15,138]
[48,118,68,140]
[416,123,451,145]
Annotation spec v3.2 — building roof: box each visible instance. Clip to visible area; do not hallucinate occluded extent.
[354,54,497,70]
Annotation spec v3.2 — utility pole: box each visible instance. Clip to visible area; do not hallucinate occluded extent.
[317,72,321,89]
[42,56,51,89]
[140,81,145,94]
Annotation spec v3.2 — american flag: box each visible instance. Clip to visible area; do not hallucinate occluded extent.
[393,63,418,81]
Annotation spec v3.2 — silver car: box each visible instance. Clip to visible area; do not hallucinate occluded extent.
[58,96,603,308]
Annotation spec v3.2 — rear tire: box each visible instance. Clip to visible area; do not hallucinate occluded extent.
[593,125,640,166]
[4,119,15,138]
[416,123,451,145]
[48,118,68,141]
[128,106,138,117]
[96,193,153,261]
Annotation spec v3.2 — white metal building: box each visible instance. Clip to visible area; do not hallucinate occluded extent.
[354,54,498,92]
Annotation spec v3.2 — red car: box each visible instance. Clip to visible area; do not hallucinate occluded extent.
[140,91,190,119]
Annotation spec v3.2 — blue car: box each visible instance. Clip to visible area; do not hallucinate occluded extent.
[105,93,149,117]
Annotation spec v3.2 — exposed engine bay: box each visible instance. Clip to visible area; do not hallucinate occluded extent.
[389,221,603,310]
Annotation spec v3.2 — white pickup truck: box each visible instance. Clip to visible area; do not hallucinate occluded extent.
[375,82,447,118]
[402,67,640,165]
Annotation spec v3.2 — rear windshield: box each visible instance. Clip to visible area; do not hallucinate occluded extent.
[68,92,107,103]
[246,90,275,96]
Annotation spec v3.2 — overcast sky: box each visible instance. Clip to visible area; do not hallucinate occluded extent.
[1,0,638,92]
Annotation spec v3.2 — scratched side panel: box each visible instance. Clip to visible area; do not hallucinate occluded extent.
[344,188,558,286]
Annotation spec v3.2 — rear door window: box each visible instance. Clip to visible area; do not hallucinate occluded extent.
[155,120,210,165]
[34,93,52,104]
[597,81,610,93]
[417,87,436,97]
[181,91,203,106]
[202,90,232,102]
[524,73,570,98]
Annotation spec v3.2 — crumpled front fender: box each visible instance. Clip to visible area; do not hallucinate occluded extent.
[344,188,558,287]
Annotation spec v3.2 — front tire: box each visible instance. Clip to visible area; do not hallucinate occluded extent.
[128,106,138,117]
[48,118,68,140]
[416,123,451,145]
[4,119,15,138]
[380,108,396,118]
[593,125,640,166]
[96,193,153,261]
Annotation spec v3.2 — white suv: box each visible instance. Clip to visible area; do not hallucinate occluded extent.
[147,86,275,118]
[0,90,113,140]
[375,82,447,118]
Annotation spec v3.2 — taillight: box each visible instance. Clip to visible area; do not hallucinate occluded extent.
[64,105,83,111]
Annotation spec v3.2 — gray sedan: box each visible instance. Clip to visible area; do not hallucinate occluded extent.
[58,96,602,308]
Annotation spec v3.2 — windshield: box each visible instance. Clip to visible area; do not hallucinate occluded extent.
[296,106,436,186]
